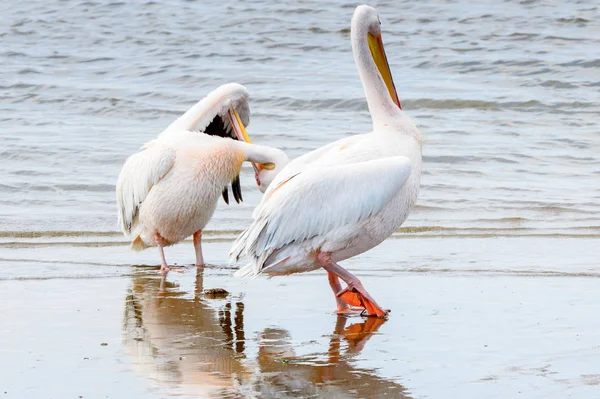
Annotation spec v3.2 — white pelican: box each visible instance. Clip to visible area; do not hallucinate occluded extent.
[230,6,423,317]
[117,83,289,275]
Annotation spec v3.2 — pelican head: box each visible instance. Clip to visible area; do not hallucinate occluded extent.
[221,95,288,192]
[252,147,289,193]
[208,87,288,193]
[351,5,401,110]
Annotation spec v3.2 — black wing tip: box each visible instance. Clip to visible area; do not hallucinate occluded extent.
[203,115,236,140]
[222,188,230,205]
[232,175,243,203]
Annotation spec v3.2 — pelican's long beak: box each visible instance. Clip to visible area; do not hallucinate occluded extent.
[228,108,262,174]
[367,32,402,109]
[228,108,252,143]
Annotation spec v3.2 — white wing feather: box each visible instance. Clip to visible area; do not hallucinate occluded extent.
[163,83,250,134]
[116,141,176,235]
[231,156,412,266]
[262,134,365,203]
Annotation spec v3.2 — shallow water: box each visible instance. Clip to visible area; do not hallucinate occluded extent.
[1,0,599,398]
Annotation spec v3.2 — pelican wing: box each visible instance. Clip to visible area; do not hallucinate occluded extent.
[116,141,176,235]
[231,156,412,271]
[164,83,250,134]
[262,135,365,201]
[163,83,250,205]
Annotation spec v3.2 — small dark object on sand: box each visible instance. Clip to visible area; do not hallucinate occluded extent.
[204,288,229,298]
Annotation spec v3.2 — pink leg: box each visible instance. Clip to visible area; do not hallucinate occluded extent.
[193,230,204,267]
[328,272,364,315]
[155,233,170,276]
[318,252,389,317]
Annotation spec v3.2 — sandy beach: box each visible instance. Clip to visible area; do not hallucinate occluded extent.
[2,234,599,398]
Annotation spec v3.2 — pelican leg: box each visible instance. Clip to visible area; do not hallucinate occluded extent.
[193,230,204,267]
[155,233,170,276]
[327,272,365,315]
[318,251,389,317]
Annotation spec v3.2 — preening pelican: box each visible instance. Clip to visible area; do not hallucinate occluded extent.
[231,6,423,317]
[117,83,288,275]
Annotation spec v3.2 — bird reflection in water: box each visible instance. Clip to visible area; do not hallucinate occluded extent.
[123,268,412,398]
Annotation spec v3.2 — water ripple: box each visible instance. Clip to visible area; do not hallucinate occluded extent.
[0,0,598,243]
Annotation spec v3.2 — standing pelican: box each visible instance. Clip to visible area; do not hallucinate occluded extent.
[117,83,288,275]
[230,6,423,317]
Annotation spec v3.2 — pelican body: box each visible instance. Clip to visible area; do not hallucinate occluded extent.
[231,6,423,317]
[117,83,288,274]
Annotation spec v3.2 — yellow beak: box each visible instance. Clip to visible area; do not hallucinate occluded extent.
[367,32,402,109]
[228,109,274,173]
[228,108,253,143]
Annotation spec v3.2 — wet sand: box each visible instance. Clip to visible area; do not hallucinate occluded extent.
[2,237,599,398]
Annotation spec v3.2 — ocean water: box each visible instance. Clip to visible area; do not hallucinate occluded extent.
[1,1,599,398]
